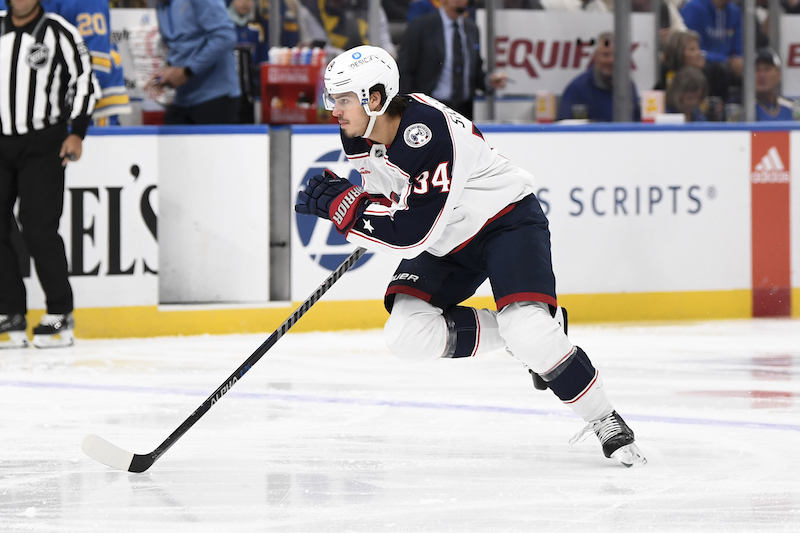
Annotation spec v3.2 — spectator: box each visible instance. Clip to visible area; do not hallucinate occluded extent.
[254,0,300,47]
[755,48,795,121]
[665,66,708,121]
[228,0,277,123]
[42,0,132,126]
[407,0,439,21]
[0,0,99,348]
[503,0,544,8]
[680,0,742,100]
[657,30,701,87]
[147,0,241,125]
[582,0,650,12]
[784,0,800,12]
[657,29,737,105]
[557,32,642,122]
[582,0,612,11]
[659,0,688,44]
[297,0,397,58]
[398,0,507,119]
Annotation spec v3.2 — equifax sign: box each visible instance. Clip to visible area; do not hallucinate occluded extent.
[788,43,800,67]
[477,11,656,95]
[779,17,800,95]
[495,37,640,78]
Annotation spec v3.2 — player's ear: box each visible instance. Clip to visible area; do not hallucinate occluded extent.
[368,90,382,112]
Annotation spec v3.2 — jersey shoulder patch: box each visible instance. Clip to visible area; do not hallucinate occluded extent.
[403,123,433,148]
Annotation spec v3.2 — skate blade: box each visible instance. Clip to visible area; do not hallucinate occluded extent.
[611,443,647,467]
[32,330,74,349]
[0,330,29,349]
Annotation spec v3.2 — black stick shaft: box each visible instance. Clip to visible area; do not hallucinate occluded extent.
[129,246,367,472]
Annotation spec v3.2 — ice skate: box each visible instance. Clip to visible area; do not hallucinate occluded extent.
[529,306,569,390]
[32,313,75,348]
[570,410,647,467]
[0,314,28,349]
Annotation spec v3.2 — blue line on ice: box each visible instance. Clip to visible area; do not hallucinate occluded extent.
[3,379,799,432]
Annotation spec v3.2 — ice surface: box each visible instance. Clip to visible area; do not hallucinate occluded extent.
[1,318,799,532]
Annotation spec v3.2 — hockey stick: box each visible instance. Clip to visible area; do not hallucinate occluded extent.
[82,246,367,473]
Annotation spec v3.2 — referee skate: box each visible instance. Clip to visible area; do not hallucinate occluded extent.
[32,313,75,349]
[0,314,28,349]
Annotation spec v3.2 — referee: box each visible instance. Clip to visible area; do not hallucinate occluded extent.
[0,0,99,348]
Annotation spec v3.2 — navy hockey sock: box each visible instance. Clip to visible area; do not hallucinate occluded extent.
[442,306,478,358]
[543,347,597,402]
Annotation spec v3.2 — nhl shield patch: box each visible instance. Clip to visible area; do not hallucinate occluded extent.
[403,123,432,148]
[27,43,50,69]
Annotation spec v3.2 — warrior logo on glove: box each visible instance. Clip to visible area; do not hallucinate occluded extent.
[295,169,371,235]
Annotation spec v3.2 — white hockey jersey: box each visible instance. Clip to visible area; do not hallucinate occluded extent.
[341,94,537,259]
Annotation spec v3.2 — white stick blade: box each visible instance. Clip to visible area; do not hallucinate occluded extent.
[82,434,134,471]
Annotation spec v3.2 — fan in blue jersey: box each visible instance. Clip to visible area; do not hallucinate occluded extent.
[41,0,132,126]
[755,48,796,122]
[296,46,647,467]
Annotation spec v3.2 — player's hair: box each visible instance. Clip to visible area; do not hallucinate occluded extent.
[369,85,407,118]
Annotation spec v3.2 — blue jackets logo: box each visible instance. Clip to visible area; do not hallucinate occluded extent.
[404,124,432,148]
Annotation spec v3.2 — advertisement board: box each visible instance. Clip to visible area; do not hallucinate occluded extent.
[780,15,800,98]
[481,128,752,294]
[290,126,757,308]
[24,134,159,310]
[477,11,657,98]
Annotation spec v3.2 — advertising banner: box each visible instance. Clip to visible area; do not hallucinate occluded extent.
[291,127,756,303]
[24,134,159,309]
[780,15,800,98]
[750,131,792,316]
[482,128,752,295]
[158,133,270,304]
[793,132,800,292]
[477,11,657,98]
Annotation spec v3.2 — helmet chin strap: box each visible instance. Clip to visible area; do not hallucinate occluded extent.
[361,112,378,139]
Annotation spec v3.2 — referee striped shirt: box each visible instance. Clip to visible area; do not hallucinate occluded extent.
[0,8,99,137]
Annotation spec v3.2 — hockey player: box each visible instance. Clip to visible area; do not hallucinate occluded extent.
[295,45,646,466]
[42,0,131,125]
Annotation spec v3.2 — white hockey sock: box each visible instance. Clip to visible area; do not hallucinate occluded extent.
[565,376,614,422]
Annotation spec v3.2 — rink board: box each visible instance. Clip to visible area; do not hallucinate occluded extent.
[15,124,800,338]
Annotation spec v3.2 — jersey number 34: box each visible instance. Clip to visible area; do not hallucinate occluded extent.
[413,162,451,194]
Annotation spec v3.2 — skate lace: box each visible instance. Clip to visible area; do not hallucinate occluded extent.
[39,314,66,327]
[0,315,9,325]
[569,413,621,446]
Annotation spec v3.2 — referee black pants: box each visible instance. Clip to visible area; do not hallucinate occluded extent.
[0,123,73,316]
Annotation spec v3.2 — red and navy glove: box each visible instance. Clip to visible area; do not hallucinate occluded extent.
[295,169,370,234]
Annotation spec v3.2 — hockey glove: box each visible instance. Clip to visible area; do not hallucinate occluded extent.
[295,169,370,234]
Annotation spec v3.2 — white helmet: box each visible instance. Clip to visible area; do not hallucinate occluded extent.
[323,46,400,137]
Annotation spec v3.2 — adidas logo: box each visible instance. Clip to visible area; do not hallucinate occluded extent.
[751,146,790,183]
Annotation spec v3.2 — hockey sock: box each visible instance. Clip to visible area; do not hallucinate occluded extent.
[545,346,613,421]
[442,306,479,358]
[441,306,506,358]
